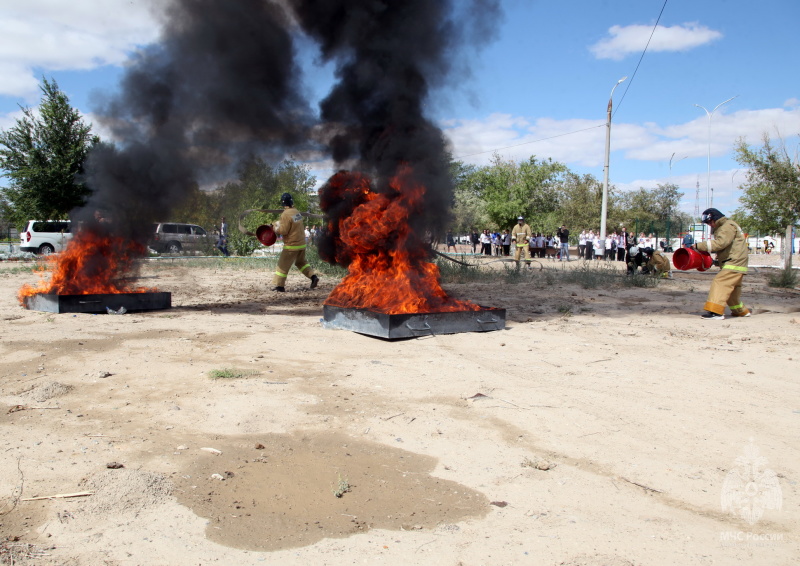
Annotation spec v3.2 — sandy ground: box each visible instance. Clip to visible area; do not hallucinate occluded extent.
[0,254,798,566]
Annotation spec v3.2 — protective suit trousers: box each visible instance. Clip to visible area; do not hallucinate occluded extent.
[514,244,530,263]
[273,247,315,286]
[704,268,746,315]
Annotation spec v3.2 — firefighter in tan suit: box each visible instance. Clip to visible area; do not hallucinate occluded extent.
[511,216,532,267]
[646,249,671,278]
[694,208,749,319]
[272,192,319,292]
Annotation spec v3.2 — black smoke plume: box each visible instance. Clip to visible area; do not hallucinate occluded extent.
[80,0,313,241]
[293,0,502,264]
[77,0,501,265]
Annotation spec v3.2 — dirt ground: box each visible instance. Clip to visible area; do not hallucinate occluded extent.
[0,254,798,566]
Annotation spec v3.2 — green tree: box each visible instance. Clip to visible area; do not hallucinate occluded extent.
[734,134,800,268]
[170,156,317,255]
[557,172,606,233]
[619,183,683,239]
[473,154,567,230]
[0,78,99,228]
[450,160,489,233]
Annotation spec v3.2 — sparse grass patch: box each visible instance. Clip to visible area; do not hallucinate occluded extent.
[436,256,537,284]
[767,268,798,288]
[435,255,497,283]
[207,368,258,380]
[0,262,40,274]
[521,456,557,471]
[332,474,351,498]
[437,256,665,291]
[557,262,619,289]
[556,304,573,316]
[146,246,348,279]
[622,271,661,288]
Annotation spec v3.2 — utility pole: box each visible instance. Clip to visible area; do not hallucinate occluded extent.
[600,76,627,241]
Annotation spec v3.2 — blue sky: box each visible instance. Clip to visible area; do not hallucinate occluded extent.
[1,0,799,216]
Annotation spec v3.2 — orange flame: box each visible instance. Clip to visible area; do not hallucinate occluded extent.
[323,167,479,314]
[18,228,153,304]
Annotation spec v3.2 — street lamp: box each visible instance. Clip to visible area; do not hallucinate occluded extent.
[694,95,737,238]
[669,152,688,176]
[600,76,627,242]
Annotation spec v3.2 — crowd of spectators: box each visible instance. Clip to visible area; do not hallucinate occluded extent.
[451,226,661,260]
[467,229,513,256]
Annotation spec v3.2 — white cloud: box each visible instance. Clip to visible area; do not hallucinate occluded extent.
[632,107,800,161]
[442,106,800,215]
[445,113,608,167]
[617,169,742,215]
[784,98,800,109]
[0,0,163,99]
[0,107,26,132]
[590,22,722,61]
[445,107,800,169]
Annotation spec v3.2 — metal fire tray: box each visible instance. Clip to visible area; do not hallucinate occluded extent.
[23,292,171,314]
[322,305,505,339]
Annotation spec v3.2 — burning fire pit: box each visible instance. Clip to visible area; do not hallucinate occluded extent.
[23,292,171,314]
[318,170,507,339]
[323,305,505,339]
[18,229,169,314]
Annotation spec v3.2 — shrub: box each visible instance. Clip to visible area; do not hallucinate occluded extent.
[767,268,798,289]
[227,231,259,257]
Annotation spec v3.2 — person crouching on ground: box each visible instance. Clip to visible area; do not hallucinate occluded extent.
[511,216,532,268]
[645,247,671,278]
[694,208,749,320]
[626,242,642,274]
[272,192,319,292]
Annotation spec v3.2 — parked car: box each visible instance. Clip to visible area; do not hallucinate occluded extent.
[149,222,211,254]
[19,220,72,254]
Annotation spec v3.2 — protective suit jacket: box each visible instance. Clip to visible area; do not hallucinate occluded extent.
[695,217,748,271]
[512,223,532,247]
[276,207,307,248]
[648,250,670,273]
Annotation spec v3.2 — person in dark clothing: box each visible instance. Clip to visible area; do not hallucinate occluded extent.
[557,225,570,261]
[470,230,480,253]
[620,227,633,261]
[445,230,457,253]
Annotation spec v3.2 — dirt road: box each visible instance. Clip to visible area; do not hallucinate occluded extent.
[1,259,798,565]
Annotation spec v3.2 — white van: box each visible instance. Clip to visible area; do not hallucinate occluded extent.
[19,220,72,254]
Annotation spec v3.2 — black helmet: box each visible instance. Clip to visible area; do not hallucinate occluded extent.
[280,192,294,207]
[701,208,724,224]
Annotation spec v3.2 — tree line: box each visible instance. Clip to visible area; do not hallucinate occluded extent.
[1,78,797,259]
[449,153,692,241]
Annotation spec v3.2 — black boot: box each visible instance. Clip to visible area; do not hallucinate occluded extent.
[310,275,319,289]
[273,286,285,292]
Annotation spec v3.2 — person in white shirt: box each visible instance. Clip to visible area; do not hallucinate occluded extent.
[479,229,491,256]
[578,230,587,258]
[585,230,595,260]
[593,234,604,260]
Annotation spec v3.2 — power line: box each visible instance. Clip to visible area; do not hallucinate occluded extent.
[613,0,669,119]
[454,0,669,162]
[455,123,605,159]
